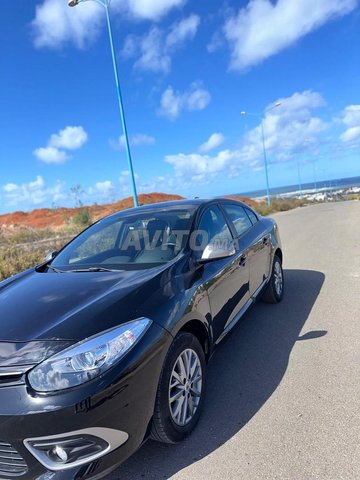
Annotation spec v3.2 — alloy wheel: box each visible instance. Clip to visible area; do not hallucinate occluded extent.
[168,349,203,427]
[274,261,283,296]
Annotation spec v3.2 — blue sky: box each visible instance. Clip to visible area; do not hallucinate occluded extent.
[0,0,359,213]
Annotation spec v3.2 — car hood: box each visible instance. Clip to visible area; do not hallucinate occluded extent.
[0,340,71,368]
[0,265,170,342]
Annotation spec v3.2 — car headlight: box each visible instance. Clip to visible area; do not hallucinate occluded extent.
[28,318,152,393]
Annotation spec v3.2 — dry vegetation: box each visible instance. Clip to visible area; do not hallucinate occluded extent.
[253,197,308,215]
[0,226,78,281]
[0,194,312,282]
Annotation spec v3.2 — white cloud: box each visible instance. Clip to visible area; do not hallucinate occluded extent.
[32,0,188,49]
[238,91,328,169]
[159,83,211,120]
[49,126,88,150]
[95,180,115,194]
[33,147,70,165]
[2,176,67,207]
[138,175,179,193]
[0,174,134,211]
[2,176,118,210]
[186,88,212,111]
[87,180,116,201]
[341,104,360,126]
[340,105,360,143]
[166,150,237,183]
[3,183,18,193]
[341,127,360,143]
[160,87,183,120]
[0,172,179,212]
[122,0,187,20]
[223,0,357,71]
[122,14,200,74]
[87,171,185,203]
[165,14,200,49]
[34,126,88,164]
[32,0,102,49]
[119,170,139,183]
[207,31,224,53]
[92,172,182,201]
[199,133,225,153]
[90,172,177,202]
[119,170,140,197]
[123,28,170,73]
[163,90,329,184]
[110,133,156,150]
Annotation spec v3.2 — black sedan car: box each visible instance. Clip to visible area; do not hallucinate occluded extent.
[0,198,283,480]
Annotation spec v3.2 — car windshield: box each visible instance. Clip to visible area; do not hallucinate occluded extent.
[51,208,194,271]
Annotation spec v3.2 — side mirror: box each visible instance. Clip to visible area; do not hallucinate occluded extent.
[200,243,235,262]
[45,251,58,263]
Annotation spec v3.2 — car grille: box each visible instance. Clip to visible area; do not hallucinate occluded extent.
[0,441,28,477]
[0,367,30,388]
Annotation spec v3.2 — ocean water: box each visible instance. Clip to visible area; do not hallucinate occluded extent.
[237,175,360,198]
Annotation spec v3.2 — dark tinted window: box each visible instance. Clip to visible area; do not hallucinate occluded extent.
[197,205,233,247]
[223,204,252,237]
[245,208,258,225]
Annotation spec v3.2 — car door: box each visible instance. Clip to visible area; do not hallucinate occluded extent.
[245,207,272,294]
[222,204,271,296]
[195,204,250,342]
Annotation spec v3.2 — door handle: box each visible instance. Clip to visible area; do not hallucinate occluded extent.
[263,236,270,246]
[239,255,247,267]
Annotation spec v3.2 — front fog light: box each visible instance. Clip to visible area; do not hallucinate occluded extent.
[24,428,129,471]
[51,446,69,463]
[31,436,108,467]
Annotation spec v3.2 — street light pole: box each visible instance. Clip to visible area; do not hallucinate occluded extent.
[312,160,318,192]
[240,103,281,207]
[68,0,139,207]
[297,158,303,197]
[260,119,271,207]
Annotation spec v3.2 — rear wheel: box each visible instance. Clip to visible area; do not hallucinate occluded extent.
[262,254,284,303]
[151,332,206,443]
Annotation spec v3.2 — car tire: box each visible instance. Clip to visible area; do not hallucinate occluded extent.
[261,254,284,304]
[151,332,207,444]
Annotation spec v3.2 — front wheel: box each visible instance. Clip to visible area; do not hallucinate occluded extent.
[151,332,206,443]
[262,254,284,303]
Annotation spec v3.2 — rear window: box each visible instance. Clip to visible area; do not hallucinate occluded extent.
[245,208,258,225]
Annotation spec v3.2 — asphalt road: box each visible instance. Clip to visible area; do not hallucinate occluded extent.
[108,200,360,480]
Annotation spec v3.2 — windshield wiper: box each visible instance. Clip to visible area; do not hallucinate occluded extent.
[65,267,116,273]
[47,265,65,273]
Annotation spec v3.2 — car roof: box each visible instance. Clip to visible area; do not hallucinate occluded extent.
[106,197,251,220]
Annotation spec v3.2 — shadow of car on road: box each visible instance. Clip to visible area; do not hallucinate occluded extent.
[108,269,325,480]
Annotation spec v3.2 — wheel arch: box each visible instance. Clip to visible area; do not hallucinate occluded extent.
[178,319,211,361]
[274,247,283,264]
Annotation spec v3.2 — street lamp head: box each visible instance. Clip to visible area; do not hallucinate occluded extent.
[68,0,80,6]
[266,102,282,113]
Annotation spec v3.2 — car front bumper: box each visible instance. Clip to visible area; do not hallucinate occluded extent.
[0,322,172,480]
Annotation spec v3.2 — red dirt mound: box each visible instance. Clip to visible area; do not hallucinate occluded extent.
[223,195,258,207]
[0,193,184,229]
